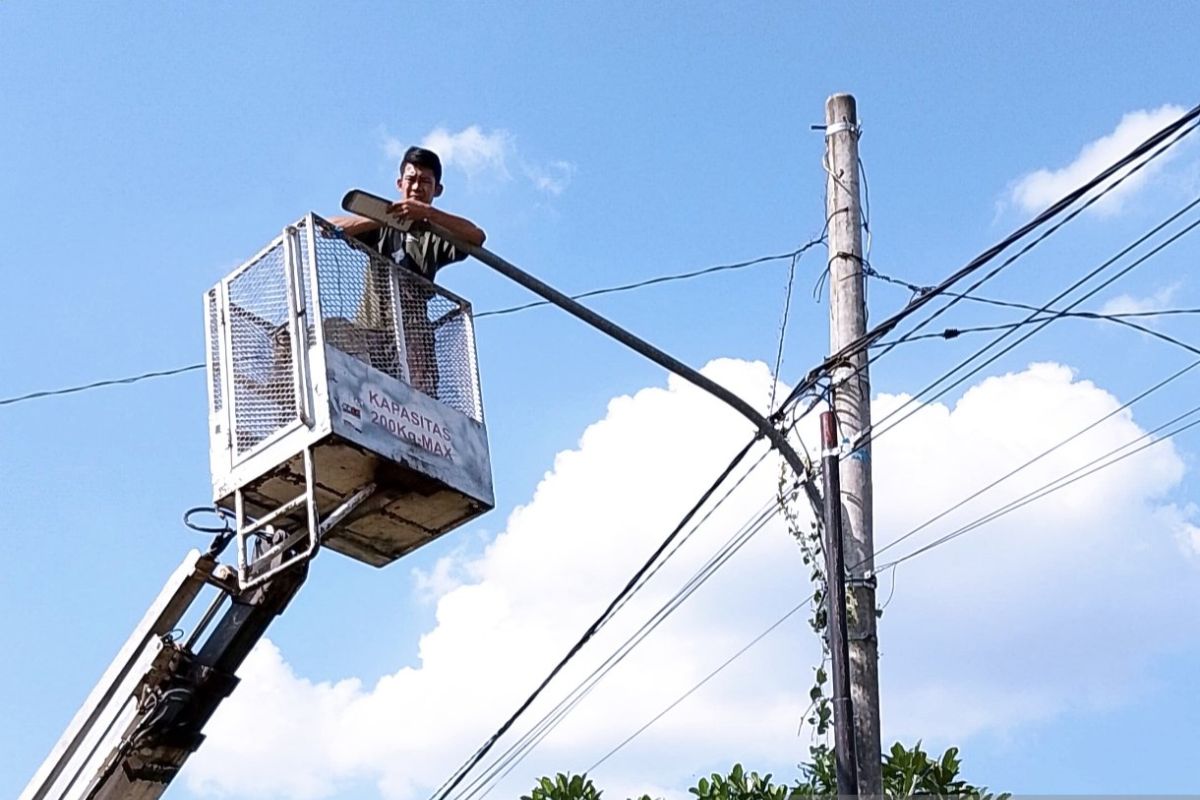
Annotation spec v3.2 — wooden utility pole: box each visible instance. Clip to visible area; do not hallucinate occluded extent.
[824,92,882,795]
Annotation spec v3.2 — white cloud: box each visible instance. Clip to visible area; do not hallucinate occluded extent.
[1008,104,1189,216]
[1099,283,1179,317]
[524,160,577,196]
[182,360,1200,800]
[417,125,514,182]
[383,126,575,196]
[1153,502,1200,558]
[411,551,468,604]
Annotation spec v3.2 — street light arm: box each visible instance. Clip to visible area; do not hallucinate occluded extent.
[431,221,816,489]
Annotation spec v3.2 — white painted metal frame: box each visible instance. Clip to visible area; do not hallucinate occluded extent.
[19,552,216,800]
[206,213,490,583]
[230,219,324,591]
[233,444,320,591]
[386,258,413,386]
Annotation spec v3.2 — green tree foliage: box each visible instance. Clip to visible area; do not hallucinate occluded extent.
[690,763,789,800]
[521,772,603,800]
[792,741,1011,799]
[529,742,1007,800]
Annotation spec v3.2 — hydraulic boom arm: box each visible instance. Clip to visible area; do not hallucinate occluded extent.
[21,548,306,800]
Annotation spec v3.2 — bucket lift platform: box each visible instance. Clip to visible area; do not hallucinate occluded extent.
[205,214,494,587]
[20,214,495,800]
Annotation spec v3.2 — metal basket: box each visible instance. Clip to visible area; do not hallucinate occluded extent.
[205,214,493,584]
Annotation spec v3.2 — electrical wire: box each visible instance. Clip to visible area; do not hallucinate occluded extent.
[769,252,800,412]
[459,497,787,800]
[1,243,827,410]
[0,363,205,407]
[848,111,1199,373]
[847,120,1199,412]
[451,109,1200,791]
[428,436,764,800]
[585,598,811,774]
[475,239,826,319]
[775,104,1200,418]
[870,357,1200,564]
[835,207,1200,577]
[604,443,779,625]
[859,155,872,267]
[865,199,1200,449]
[877,399,1200,571]
[863,263,1200,355]
[869,308,1200,355]
[446,401,825,800]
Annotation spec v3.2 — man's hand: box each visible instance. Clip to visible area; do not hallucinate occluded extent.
[390,201,487,247]
[389,198,432,223]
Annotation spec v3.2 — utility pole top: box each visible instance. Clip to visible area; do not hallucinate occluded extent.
[827,92,857,112]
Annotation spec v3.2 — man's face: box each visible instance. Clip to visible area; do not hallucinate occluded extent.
[398,162,441,204]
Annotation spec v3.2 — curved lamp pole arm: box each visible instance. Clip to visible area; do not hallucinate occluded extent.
[433,224,817,494]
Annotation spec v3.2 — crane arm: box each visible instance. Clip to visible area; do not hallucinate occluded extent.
[21,549,306,800]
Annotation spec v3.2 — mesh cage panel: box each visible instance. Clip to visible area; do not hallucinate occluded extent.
[207,288,223,413]
[312,218,483,421]
[311,226,408,384]
[227,240,299,454]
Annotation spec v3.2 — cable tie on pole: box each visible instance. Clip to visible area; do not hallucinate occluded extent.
[824,121,861,138]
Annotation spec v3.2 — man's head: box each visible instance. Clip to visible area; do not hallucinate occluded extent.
[397,146,444,204]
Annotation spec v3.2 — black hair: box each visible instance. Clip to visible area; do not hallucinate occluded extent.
[401,146,443,185]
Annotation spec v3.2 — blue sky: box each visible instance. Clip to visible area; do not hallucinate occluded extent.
[3,2,1200,798]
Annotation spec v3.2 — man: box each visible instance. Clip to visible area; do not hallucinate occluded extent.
[329,147,485,397]
[332,146,486,278]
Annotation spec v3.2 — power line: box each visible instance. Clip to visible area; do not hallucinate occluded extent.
[604,443,780,625]
[0,364,206,407]
[877,399,1200,571]
[428,436,764,800]
[868,307,1200,357]
[446,402,825,800]
[790,116,1200,437]
[585,598,810,774]
[774,104,1200,419]
[453,403,826,800]
[865,199,1200,449]
[846,109,1199,369]
[852,118,1200,396]
[863,263,1200,352]
[835,194,1200,578]
[1,243,826,411]
[769,252,801,412]
[870,357,1200,565]
[460,498,785,800]
[475,238,825,319]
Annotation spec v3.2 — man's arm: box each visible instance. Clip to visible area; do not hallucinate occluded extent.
[326,214,381,237]
[392,200,486,247]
